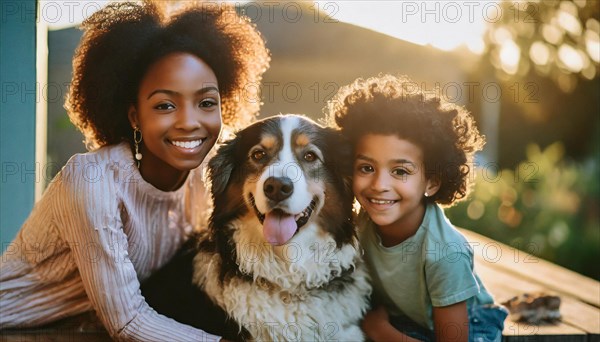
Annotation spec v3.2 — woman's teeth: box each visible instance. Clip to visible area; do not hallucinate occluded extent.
[171,140,202,149]
[369,199,396,204]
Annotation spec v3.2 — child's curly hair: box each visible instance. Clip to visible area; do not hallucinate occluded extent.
[326,75,485,206]
[66,1,270,150]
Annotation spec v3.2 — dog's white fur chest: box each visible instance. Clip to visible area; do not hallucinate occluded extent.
[194,219,371,341]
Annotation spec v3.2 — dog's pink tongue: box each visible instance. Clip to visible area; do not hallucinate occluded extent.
[263,210,297,246]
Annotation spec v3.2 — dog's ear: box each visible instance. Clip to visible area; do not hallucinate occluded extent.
[323,127,353,193]
[208,137,238,196]
[323,127,357,245]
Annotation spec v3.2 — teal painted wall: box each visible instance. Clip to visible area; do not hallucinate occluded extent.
[1,1,37,249]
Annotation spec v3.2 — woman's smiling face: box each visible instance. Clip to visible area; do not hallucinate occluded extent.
[129,52,222,188]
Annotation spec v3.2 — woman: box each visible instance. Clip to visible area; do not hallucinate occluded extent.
[0,2,269,340]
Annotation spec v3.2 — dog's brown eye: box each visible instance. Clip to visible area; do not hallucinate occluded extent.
[304,151,317,162]
[252,150,266,161]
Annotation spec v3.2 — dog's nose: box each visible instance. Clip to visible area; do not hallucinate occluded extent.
[263,177,294,202]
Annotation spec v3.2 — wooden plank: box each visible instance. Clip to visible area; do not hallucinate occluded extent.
[1,331,111,342]
[503,323,587,342]
[476,260,598,336]
[478,269,587,338]
[459,229,600,308]
[0,312,110,342]
[460,228,600,340]
[479,277,589,341]
[502,335,588,342]
[558,300,600,335]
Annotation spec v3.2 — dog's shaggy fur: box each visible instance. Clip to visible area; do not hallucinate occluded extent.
[194,115,371,341]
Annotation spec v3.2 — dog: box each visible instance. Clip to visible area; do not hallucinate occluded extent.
[193,114,371,341]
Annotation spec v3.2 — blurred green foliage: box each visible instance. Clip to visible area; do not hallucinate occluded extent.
[446,142,599,280]
[485,0,599,92]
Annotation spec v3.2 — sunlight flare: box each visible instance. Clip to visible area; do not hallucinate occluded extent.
[314,0,498,54]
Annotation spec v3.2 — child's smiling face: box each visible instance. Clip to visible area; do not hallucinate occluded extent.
[353,134,440,237]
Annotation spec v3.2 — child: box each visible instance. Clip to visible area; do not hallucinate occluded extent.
[327,75,507,342]
[0,2,269,341]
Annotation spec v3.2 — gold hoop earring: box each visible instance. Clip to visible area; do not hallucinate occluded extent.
[133,127,142,168]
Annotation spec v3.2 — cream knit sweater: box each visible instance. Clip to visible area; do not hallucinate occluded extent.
[0,143,219,341]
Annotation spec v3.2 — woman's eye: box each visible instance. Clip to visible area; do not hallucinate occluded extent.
[304,151,317,162]
[155,103,175,110]
[251,150,266,161]
[200,99,218,108]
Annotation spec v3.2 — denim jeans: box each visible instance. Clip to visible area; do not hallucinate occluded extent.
[388,304,508,342]
[469,304,508,342]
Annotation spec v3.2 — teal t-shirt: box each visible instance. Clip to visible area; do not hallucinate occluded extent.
[359,203,495,330]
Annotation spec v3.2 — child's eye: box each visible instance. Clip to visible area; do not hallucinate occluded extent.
[199,99,218,108]
[392,168,409,177]
[155,103,175,110]
[357,165,374,174]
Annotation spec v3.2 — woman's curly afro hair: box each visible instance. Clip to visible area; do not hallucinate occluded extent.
[66,0,270,150]
[326,75,486,206]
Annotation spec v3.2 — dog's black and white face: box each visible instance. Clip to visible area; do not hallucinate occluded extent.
[243,117,325,246]
[196,115,370,341]
[208,115,353,250]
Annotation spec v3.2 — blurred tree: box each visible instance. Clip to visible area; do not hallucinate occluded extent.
[484,0,599,92]
[451,1,600,279]
[469,0,600,167]
[446,142,600,280]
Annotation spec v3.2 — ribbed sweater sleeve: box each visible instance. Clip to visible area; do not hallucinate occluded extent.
[52,154,220,341]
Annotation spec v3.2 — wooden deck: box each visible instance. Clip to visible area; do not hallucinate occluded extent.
[1,229,598,341]
[460,229,600,342]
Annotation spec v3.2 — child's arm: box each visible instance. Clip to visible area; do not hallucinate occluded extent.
[432,301,469,342]
[362,306,422,342]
